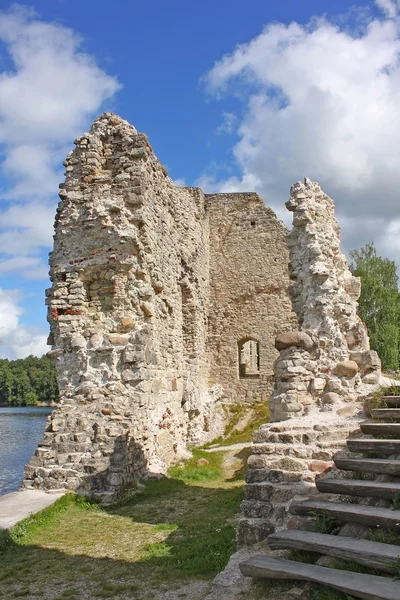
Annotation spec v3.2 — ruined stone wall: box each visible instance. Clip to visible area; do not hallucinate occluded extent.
[270,178,381,421]
[206,193,297,403]
[23,114,224,499]
[22,112,298,499]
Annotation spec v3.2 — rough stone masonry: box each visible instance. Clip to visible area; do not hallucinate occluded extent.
[270,178,381,422]
[23,113,297,500]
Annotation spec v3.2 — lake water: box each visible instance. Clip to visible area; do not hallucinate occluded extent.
[0,406,53,496]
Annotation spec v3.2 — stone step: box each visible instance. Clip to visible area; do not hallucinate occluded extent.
[245,468,303,484]
[371,408,400,420]
[239,555,400,600]
[236,517,275,547]
[241,499,273,519]
[333,455,400,475]
[383,396,400,406]
[290,499,400,530]
[268,530,400,574]
[360,422,400,437]
[316,477,400,500]
[245,482,315,503]
[258,422,353,436]
[253,428,354,445]
[252,440,346,458]
[347,438,400,454]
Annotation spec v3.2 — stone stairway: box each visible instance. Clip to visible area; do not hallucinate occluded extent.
[237,411,361,546]
[239,394,400,599]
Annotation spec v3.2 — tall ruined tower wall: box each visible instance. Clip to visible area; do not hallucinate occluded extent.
[270,178,381,421]
[206,193,297,403]
[23,113,294,499]
[24,115,218,498]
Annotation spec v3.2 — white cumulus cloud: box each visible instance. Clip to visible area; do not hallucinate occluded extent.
[0,4,120,269]
[0,287,47,359]
[202,1,400,263]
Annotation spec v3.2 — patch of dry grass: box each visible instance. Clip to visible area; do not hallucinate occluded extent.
[0,451,244,600]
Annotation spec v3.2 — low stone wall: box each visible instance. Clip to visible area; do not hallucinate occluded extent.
[237,405,362,546]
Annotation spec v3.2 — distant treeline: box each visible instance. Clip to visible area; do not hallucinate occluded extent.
[0,355,58,406]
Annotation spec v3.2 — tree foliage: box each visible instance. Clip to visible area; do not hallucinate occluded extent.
[0,355,58,406]
[349,242,400,370]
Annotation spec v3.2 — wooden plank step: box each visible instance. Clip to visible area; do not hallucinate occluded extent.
[360,423,400,437]
[347,438,400,454]
[268,530,400,573]
[290,500,400,529]
[371,408,400,420]
[383,396,400,407]
[334,455,400,475]
[316,477,400,499]
[239,555,400,600]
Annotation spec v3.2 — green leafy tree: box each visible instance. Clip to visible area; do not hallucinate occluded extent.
[350,242,400,370]
[0,355,58,406]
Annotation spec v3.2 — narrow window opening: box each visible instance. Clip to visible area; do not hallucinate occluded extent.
[250,221,256,226]
[238,339,260,378]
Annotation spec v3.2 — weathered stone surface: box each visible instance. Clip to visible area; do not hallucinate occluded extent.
[334,361,359,377]
[321,392,341,405]
[349,350,381,376]
[23,113,296,498]
[236,518,275,547]
[308,460,331,473]
[270,178,380,421]
[275,331,313,351]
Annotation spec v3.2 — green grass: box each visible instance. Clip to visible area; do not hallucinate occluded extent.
[0,451,244,600]
[168,448,223,483]
[309,584,357,600]
[313,512,341,535]
[202,401,270,447]
[364,384,400,418]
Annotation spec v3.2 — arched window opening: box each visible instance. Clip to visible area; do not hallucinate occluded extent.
[238,339,260,378]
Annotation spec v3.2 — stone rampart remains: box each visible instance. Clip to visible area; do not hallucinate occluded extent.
[238,179,382,546]
[23,113,296,500]
[270,178,381,422]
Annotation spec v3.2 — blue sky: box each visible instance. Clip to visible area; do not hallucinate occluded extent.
[0,0,399,358]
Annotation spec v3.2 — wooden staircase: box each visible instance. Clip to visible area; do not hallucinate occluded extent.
[239,395,400,599]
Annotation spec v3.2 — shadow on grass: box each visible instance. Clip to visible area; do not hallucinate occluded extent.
[0,475,243,600]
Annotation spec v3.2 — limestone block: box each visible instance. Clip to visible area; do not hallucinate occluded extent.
[141,302,154,317]
[334,360,359,377]
[71,334,86,349]
[275,331,313,351]
[325,377,343,393]
[362,371,381,384]
[108,334,129,345]
[349,349,381,376]
[241,499,273,519]
[321,392,341,405]
[119,316,135,332]
[296,393,314,405]
[310,377,326,392]
[245,469,284,484]
[346,323,369,350]
[123,347,145,363]
[336,406,358,417]
[237,518,275,547]
[90,333,103,348]
[121,368,146,383]
[308,460,331,473]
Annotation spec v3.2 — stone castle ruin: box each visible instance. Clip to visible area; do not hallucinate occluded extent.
[23,113,381,501]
